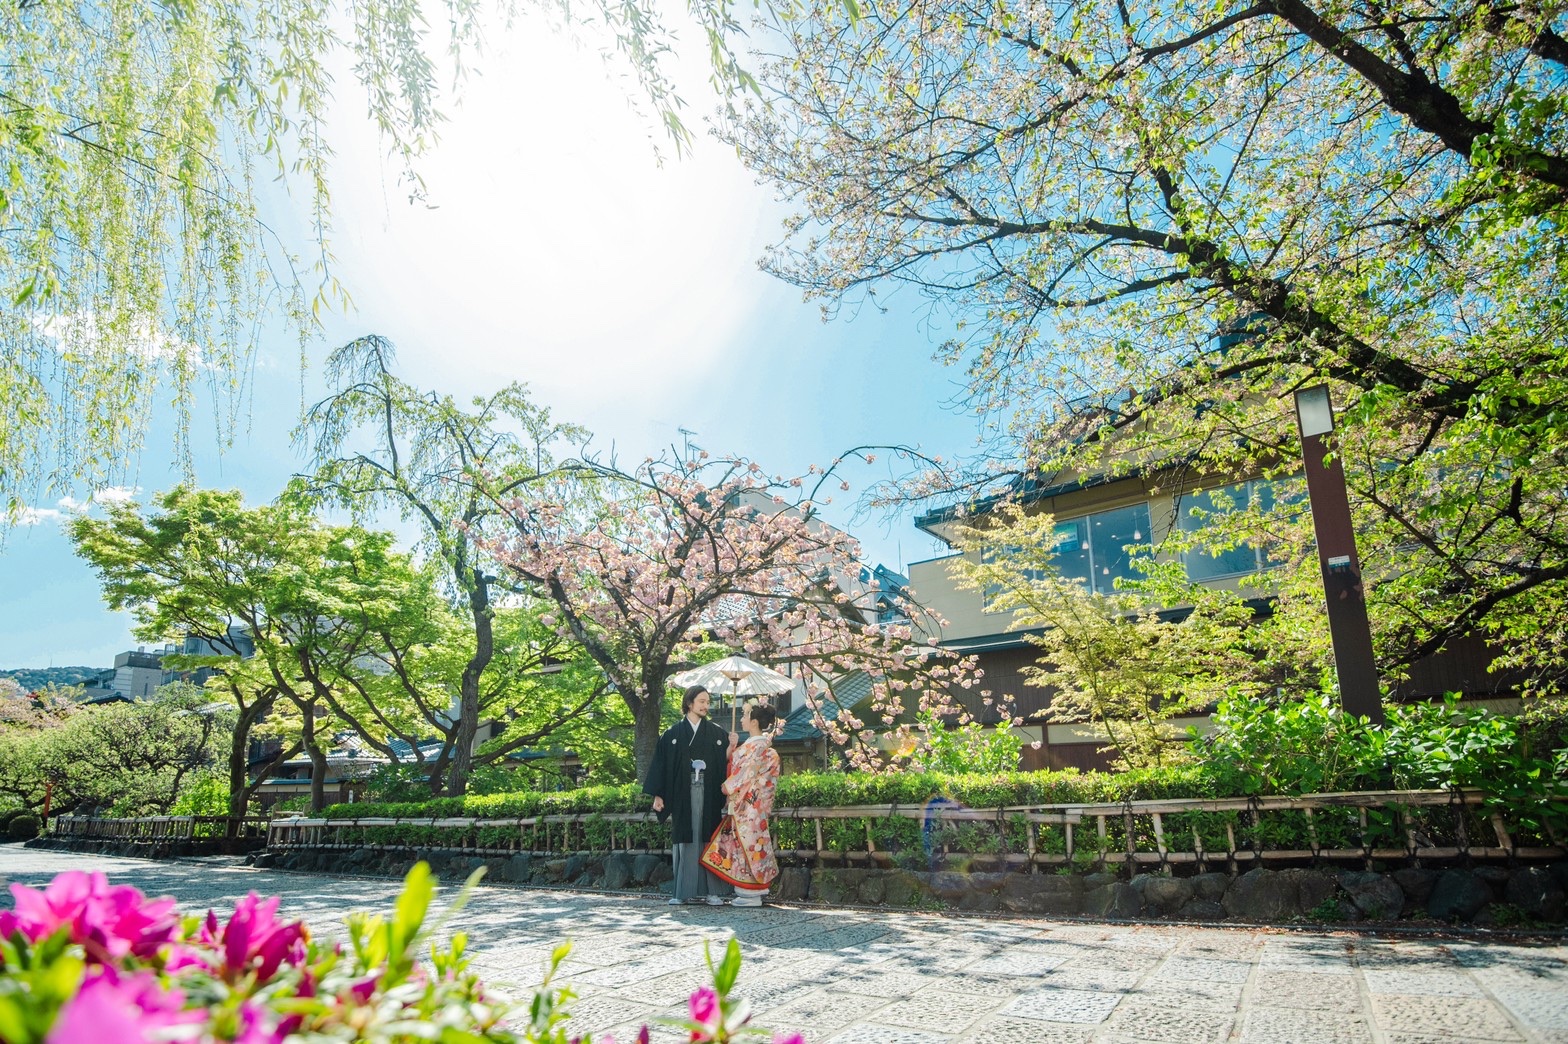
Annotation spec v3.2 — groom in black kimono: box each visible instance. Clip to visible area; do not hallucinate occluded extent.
[644,685,734,905]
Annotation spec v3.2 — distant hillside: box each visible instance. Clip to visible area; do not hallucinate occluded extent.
[0,666,102,692]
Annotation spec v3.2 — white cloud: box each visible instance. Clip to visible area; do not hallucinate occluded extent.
[91,486,139,506]
[14,506,67,527]
[33,312,203,368]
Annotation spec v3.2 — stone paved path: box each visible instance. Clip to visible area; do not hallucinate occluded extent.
[3,847,1566,1043]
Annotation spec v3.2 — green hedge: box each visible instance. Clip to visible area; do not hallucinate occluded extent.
[321,766,1217,821]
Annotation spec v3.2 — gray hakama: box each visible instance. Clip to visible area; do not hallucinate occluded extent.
[672,776,731,901]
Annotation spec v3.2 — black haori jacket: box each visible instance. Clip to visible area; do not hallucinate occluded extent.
[643,716,730,845]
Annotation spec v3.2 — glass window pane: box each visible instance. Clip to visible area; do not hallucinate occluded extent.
[1181,482,1262,580]
[1052,518,1094,590]
[1086,503,1151,593]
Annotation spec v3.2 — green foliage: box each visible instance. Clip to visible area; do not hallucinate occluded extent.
[1199,693,1568,840]
[910,711,1025,774]
[7,813,41,840]
[168,774,233,817]
[0,682,230,818]
[949,505,1258,768]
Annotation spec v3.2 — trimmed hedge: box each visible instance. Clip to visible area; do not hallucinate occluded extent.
[321,766,1217,822]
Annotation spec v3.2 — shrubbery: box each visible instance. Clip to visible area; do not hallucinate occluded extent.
[5,813,40,841]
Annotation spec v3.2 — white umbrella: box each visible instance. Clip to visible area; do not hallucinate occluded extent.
[670,654,795,730]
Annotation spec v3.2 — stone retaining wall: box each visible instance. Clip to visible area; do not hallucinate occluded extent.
[253,847,1568,927]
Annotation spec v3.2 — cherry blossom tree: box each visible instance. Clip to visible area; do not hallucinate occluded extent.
[485,456,995,776]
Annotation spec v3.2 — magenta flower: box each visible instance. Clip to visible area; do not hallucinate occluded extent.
[772,1035,806,1044]
[7,872,177,963]
[201,892,307,983]
[687,986,722,1040]
[45,968,199,1044]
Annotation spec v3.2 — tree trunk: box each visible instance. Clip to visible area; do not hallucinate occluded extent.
[303,703,328,813]
[632,691,665,782]
[226,693,276,835]
[446,571,494,797]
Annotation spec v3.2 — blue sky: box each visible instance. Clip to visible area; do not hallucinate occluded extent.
[0,19,982,670]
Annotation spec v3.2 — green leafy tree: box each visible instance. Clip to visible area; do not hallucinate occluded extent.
[36,682,230,816]
[950,505,1259,768]
[69,486,406,813]
[295,336,591,795]
[730,0,1568,694]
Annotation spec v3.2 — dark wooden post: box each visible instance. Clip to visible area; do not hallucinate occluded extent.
[1294,385,1385,724]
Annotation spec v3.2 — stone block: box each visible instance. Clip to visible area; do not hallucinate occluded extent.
[648,860,673,887]
[1392,867,1438,905]
[1339,871,1404,920]
[1505,866,1566,921]
[957,890,1001,912]
[1427,869,1493,922]
[1176,898,1226,921]
[541,858,569,883]
[812,868,855,904]
[1083,871,1119,889]
[502,853,533,883]
[775,866,810,901]
[1192,872,1230,902]
[1280,869,1338,915]
[1085,882,1143,919]
[1222,868,1294,922]
[631,853,663,886]
[602,853,633,891]
[927,871,973,901]
[1473,865,1511,887]
[1130,873,1193,915]
[563,855,586,881]
[856,872,887,905]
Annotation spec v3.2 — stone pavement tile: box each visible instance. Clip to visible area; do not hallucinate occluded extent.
[997,987,1123,1024]
[1096,1000,1234,1043]
[1370,994,1525,1041]
[574,947,709,987]
[862,990,1001,1035]
[964,943,1077,976]
[1238,1008,1377,1044]
[1036,966,1150,993]
[612,967,714,1005]
[607,1020,684,1044]
[1257,938,1357,975]
[1170,934,1263,961]
[1058,947,1164,974]
[1362,968,1487,997]
[1128,978,1246,1013]
[760,989,886,1032]
[559,996,658,1040]
[835,970,944,999]
[822,1025,953,1044]
[1382,1035,1516,1044]
[1354,941,1463,969]
[1146,956,1253,984]
[1489,986,1568,1031]
[956,1017,1093,1044]
[1250,970,1364,1011]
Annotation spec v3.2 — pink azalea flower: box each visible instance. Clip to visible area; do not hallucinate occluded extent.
[772,1036,806,1044]
[687,986,721,1040]
[203,892,308,983]
[45,968,199,1044]
[8,872,178,963]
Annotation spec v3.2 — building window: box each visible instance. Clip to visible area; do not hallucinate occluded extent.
[983,502,1153,608]
[1179,479,1297,581]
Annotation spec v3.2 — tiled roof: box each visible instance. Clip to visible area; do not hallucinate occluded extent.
[776,672,872,742]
